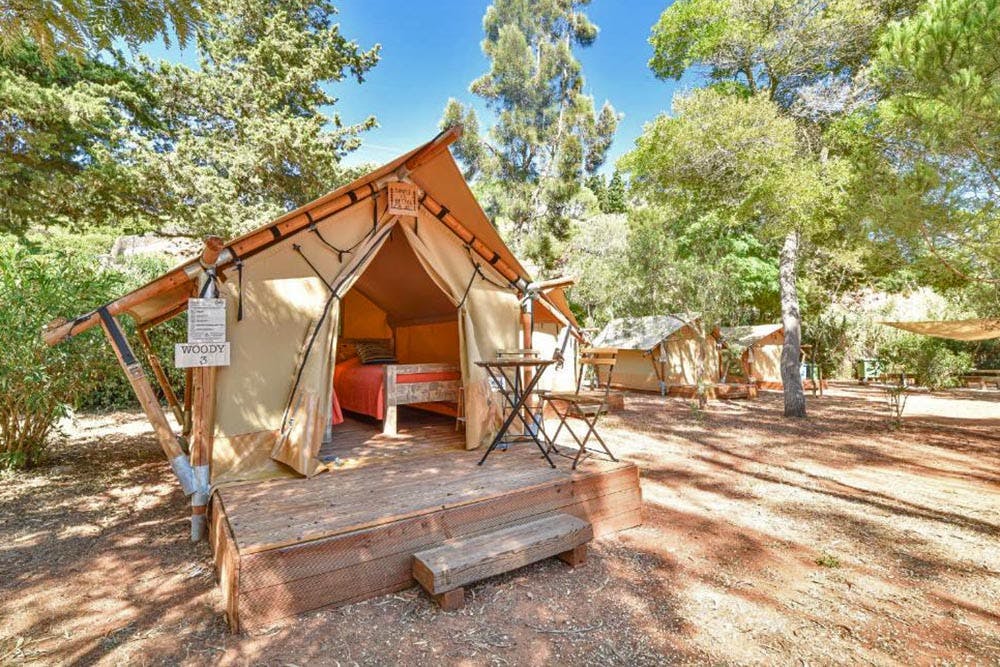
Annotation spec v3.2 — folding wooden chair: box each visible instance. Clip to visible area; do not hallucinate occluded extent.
[540,347,619,469]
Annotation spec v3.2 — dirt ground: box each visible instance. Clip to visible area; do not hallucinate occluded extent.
[2,383,998,665]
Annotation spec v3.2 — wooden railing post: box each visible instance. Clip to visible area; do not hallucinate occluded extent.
[97,308,196,495]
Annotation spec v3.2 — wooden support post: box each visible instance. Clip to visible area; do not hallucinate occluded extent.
[189,364,217,541]
[383,366,398,436]
[521,300,535,413]
[558,544,587,567]
[136,328,184,426]
[189,236,224,542]
[182,368,193,436]
[97,308,196,495]
[433,588,465,612]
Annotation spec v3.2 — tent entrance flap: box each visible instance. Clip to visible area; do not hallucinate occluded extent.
[270,219,399,478]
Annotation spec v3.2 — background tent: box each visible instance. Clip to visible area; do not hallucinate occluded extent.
[720,324,784,385]
[592,315,720,394]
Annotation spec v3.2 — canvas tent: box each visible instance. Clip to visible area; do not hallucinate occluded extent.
[720,324,784,385]
[42,127,562,539]
[592,315,720,394]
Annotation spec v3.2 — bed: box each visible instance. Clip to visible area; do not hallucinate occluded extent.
[334,338,461,435]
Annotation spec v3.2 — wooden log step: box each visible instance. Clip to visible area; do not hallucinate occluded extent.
[412,513,592,602]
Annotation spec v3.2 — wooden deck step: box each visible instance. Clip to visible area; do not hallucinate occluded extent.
[412,513,592,610]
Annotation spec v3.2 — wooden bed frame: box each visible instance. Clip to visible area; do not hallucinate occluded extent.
[382,362,460,435]
[338,338,461,435]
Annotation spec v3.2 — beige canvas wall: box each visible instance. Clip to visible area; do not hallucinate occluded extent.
[211,199,379,484]
[531,323,578,392]
[750,329,784,383]
[608,328,720,391]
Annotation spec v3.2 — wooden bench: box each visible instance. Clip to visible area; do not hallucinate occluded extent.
[412,513,593,611]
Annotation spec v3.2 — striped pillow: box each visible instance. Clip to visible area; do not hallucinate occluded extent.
[356,341,396,365]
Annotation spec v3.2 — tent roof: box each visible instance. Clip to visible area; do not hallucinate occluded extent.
[720,323,783,348]
[592,315,691,351]
[534,286,580,329]
[44,127,531,344]
[882,319,1000,341]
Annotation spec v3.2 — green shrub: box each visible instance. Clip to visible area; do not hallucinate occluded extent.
[0,245,127,467]
[0,239,183,468]
[882,335,973,390]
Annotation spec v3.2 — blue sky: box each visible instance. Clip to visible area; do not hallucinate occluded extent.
[143,1,692,173]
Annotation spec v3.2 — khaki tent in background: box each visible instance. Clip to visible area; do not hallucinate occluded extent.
[592,315,721,394]
[720,324,784,386]
[41,128,559,539]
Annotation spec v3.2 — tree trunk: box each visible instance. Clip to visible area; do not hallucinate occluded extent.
[695,325,708,409]
[779,230,807,417]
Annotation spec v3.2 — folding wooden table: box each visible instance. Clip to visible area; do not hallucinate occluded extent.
[475,358,556,467]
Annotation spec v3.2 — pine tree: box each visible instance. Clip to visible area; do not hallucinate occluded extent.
[585,174,607,212]
[441,0,619,270]
[0,41,161,234]
[605,170,627,213]
[0,0,201,62]
[143,0,380,237]
[870,0,1000,284]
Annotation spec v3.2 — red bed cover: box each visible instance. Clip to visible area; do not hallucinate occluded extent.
[333,357,460,420]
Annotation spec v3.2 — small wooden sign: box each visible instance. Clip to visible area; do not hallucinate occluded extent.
[175,341,231,368]
[387,181,420,217]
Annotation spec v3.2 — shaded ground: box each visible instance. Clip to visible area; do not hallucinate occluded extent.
[2,383,998,665]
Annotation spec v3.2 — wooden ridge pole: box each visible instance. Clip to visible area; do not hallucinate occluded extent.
[190,237,224,542]
[420,193,527,292]
[97,308,196,495]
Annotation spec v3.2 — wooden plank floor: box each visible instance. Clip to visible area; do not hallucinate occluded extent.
[210,409,642,631]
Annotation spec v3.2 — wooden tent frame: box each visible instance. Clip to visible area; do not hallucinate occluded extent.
[41,127,554,540]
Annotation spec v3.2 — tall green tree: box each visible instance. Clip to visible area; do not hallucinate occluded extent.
[641,0,910,416]
[870,0,1000,287]
[1,0,378,239]
[441,0,619,270]
[0,0,201,62]
[142,0,379,237]
[605,169,627,213]
[0,41,161,235]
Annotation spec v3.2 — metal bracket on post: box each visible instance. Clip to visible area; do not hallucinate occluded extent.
[172,455,198,496]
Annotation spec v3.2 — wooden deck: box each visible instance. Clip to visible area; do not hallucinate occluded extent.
[209,410,643,631]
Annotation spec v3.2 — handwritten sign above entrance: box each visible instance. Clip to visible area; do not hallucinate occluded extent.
[387,181,420,217]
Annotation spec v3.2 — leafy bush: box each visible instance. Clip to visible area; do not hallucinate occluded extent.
[0,239,183,468]
[882,335,973,390]
[0,245,126,467]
